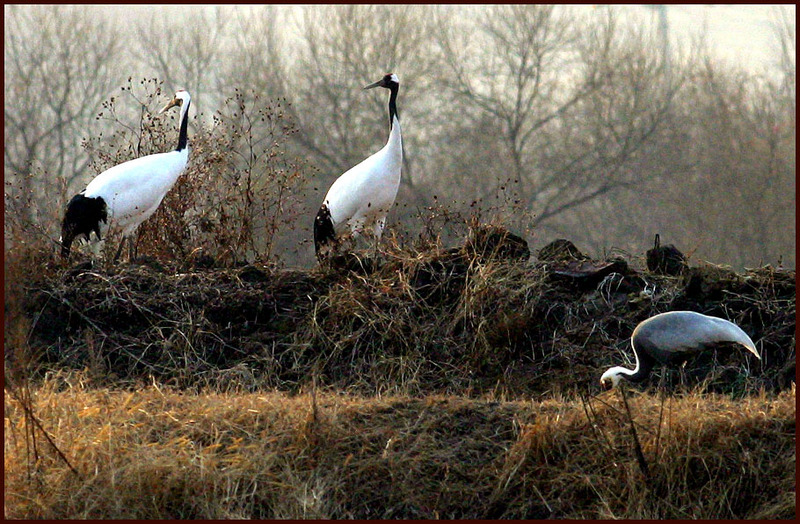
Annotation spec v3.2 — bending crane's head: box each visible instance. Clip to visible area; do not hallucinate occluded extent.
[364,73,400,90]
[159,90,191,114]
[600,367,625,389]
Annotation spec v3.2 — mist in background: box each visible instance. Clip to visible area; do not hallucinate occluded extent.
[4,4,795,269]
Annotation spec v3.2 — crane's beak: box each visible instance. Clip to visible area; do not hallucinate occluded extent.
[363,79,383,90]
[158,97,181,114]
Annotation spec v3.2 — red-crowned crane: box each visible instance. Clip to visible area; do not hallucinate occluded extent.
[60,90,191,260]
[600,310,760,388]
[314,73,402,259]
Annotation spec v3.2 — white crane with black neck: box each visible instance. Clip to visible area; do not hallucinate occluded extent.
[60,89,192,261]
[314,73,402,260]
[600,310,761,388]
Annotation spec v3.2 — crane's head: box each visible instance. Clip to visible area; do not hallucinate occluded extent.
[159,90,191,114]
[364,73,400,90]
[600,367,626,389]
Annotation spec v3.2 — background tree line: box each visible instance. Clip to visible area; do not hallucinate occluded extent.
[4,4,795,269]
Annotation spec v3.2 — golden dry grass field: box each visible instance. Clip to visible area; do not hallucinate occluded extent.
[4,228,796,519]
[5,377,795,519]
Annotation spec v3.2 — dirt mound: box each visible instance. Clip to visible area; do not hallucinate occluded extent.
[17,229,796,397]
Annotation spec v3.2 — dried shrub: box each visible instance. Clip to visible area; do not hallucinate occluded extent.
[76,78,310,266]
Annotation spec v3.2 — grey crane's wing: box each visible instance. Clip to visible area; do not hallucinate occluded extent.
[633,311,758,365]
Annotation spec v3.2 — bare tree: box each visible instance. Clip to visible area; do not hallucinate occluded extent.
[5,5,792,269]
[288,5,440,188]
[570,48,795,269]
[221,6,289,102]
[658,59,795,268]
[132,6,232,115]
[436,6,582,189]
[773,5,795,117]
[4,5,122,228]
[433,6,682,236]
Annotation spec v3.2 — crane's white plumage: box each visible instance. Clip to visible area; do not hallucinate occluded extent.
[61,90,191,259]
[314,73,402,258]
[600,311,760,388]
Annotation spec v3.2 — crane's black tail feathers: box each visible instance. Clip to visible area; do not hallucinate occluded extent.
[314,204,337,260]
[60,193,107,258]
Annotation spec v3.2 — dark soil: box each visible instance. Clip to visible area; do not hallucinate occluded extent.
[15,230,796,397]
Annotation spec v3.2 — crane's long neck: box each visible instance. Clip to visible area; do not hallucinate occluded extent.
[614,340,656,384]
[388,84,399,129]
[387,114,402,151]
[176,100,190,152]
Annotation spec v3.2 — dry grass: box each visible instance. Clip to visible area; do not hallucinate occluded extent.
[4,374,795,519]
[15,234,793,398]
[4,81,795,521]
[5,210,794,519]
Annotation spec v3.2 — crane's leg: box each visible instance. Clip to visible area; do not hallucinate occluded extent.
[373,216,386,258]
[654,386,668,460]
[678,361,688,390]
[657,365,667,390]
[349,217,365,240]
[618,385,650,479]
[129,233,138,261]
[373,216,386,241]
[347,216,366,254]
[113,236,127,263]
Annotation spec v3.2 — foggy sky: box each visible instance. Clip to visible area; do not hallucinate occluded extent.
[90,4,791,77]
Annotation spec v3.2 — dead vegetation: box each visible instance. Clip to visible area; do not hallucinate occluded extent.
[3,79,795,516]
[3,375,795,519]
[10,227,794,399]
[5,186,795,517]
[4,228,796,519]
